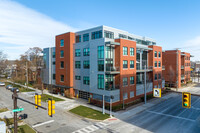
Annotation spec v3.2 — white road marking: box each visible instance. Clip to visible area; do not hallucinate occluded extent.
[32,120,54,128]
[146,110,195,122]
[191,106,200,111]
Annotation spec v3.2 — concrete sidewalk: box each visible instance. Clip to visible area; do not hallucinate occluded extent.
[0,111,13,119]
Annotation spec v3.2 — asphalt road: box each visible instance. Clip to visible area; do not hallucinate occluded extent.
[95,94,200,133]
[0,86,95,133]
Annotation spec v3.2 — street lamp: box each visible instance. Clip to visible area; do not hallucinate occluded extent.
[110,95,114,117]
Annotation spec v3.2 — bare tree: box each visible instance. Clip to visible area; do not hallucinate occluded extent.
[0,51,7,76]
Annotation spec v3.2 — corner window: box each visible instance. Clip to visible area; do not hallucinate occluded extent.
[60,75,64,82]
[60,39,64,47]
[130,48,134,56]
[130,60,134,68]
[123,47,128,55]
[83,48,90,56]
[83,76,90,85]
[75,61,81,69]
[83,33,89,42]
[76,35,81,43]
[98,74,104,89]
[154,51,157,58]
[91,30,102,40]
[130,76,134,84]
[123,77,128,86]
[75,49,81,57]
[60,50,64,58]
[123,60,128,68]
[83,60,90,69]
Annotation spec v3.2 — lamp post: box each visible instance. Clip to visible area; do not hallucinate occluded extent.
[110,95,114,117]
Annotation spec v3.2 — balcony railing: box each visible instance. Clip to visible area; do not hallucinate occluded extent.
[105,66,120,74]
[105,85,120,91]
[136,66,153,72]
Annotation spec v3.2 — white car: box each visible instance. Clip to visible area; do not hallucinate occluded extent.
[0,82,5,86]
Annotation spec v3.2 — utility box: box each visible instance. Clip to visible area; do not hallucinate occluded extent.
[0,121,6,133]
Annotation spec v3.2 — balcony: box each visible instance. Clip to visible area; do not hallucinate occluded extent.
[181,65,184,69]
[105,66,120,74]
[105,84,120,91]
[136,66,153,72]
[105,41,120,46]
[181,75,185,80]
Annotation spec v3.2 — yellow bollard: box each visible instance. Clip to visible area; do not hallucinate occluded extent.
[76,94,79,99]
[88,98,90,103]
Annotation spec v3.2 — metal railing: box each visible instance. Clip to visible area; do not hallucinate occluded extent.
[105,85,120,91]
[106,66,120,71]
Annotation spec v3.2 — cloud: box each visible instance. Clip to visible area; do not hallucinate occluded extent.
[0,0,77,59]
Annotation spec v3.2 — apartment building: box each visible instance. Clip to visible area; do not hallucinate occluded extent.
[43,25,165,106]
[162,50,191,88]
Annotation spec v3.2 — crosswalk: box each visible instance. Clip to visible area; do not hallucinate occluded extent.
[72,122,108,133]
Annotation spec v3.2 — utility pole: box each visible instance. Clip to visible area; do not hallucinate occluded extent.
[26,61,28,88]
[198,71,199,83]
[13,89,18,133]
[144,65,147,104]
[102,95,105,114]
[176,49,178,91]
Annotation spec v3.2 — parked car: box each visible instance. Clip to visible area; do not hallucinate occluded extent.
[6,85,13,90]
[11,87,19,93]
[0,82,5,86]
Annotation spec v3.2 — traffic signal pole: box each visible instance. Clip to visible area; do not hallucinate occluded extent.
[12,91,47,133]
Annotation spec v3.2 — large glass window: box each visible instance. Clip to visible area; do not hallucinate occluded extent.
[123,47,128,55]
[83,33,89,42]
[158,61,161,67]
[75,49,81,57]
[75,76,81,80]
[158,73,161,79]
[83,76,90,85]
[98,60,104,71]
[53,74,55,80]
[155,61,157,67]
[119,34,127,39]
[98,74,104,89]
[52,52,55,58]
[60,50,64,58]
[91,30,102,40]
[155,74,157,80]
[60,39,64,47]
[154,51,157,57]
[76,35,81,43]
[123,60,128,68]
[123,77,128,86]
[104,30,114,39]
[60,75,64,82]
[75,61,81,69]
[83,48,90,56]
[158,52,161,58]
[130,48,134,56]
[130,76,134,84]
[60,61,64,68]
[130,60,134,68]
[83,60,90,69]
[105,46,113,59]
[98,46,104,59]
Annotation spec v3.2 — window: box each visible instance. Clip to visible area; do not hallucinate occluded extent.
[91,30,102,40]
[155,61,157,67]
[130,48,134,56]
[83,60,90,69]
[75,76,81,80]
[53,74,55,80]
[130,91,134,98]
[130,60,134,68]
[52,52,55,58]
[123,93,128,99]
[154,51,157,57]
[60,50,64,58]
[83,33,89,42]
[98,74,104,89]
[60,39,64,47]
[123,60,128,68]
[104,30,114,39]
[60,75,64,82]
[75,49,81,57]
[123,77,128,86]
[60,61,64,68]
[155,74,157,80]
[158,61,161,67]
[83,48,90,56]
[75,61,81,69]
[158,52,161,58]
[83,76,90,85]
[53,61,55,65]
[158,73,161,79]
[98,46,104,59]
[130,76,134,84]
[119,34,127,39]
[76,35,81,43]
[98,60,104,71]
[123,47,128,55]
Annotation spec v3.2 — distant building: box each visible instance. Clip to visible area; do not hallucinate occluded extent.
[42,25,165,106]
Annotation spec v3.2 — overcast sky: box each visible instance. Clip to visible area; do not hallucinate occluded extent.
[0,0,200,61]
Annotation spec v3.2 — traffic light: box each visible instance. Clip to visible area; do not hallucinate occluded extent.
[35,94,41,109]
[48,99,55,117]
[182,92,191,108]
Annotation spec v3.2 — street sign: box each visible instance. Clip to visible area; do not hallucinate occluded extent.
[153,88,161,98]
[12,108,24,112]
